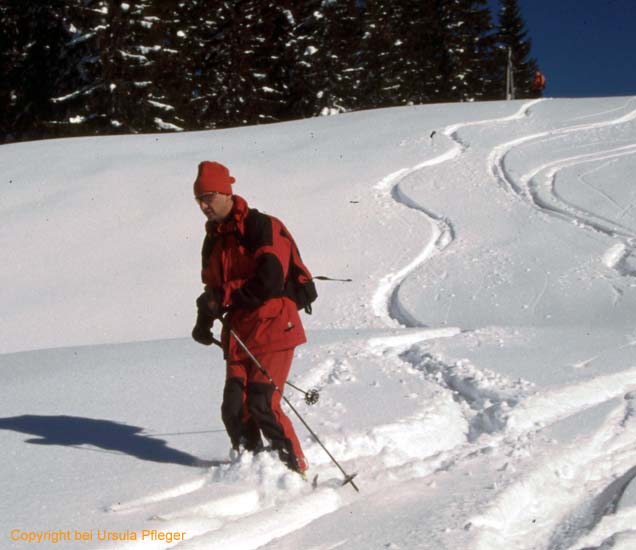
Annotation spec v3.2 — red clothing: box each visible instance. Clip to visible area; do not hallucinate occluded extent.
[532,72,546,91]
[227,349,307,472]
[201,195,306,362]
[200,195,308,472]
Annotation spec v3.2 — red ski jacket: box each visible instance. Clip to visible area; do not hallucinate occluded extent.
[201,195,306,361]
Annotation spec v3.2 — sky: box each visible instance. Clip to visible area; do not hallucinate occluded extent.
[488,0,636,98]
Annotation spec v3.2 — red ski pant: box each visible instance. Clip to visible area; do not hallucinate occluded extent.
[223,348,307,472]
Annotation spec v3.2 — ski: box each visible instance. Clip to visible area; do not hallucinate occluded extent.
[309,472,358,491]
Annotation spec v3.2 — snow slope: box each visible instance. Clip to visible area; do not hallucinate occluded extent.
[2,96,636,550]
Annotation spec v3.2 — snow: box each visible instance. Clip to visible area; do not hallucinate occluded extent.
[2,96,636,549]
[66,31,97,47]
[51,85,100,103]
[154,118,183,131]
[119,50,150,64]
[148,100,176,112]
[282,9,296,26]
[137,46,163,55]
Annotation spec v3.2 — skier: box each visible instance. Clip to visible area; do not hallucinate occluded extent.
[531,70,546,92]
[191,161,309,475]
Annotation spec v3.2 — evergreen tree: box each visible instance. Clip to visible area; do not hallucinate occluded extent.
[358,0,401,109]
[142,0,190,132]
[1,0,533,142]
[289,0,365,117]
[0,0,75,142]
[398,0,441,105]
[0,1,21,141]
[431,0,498,102]
[176,0,227,130]
[458,0,499,100]
[243,1,298,124]
[496,0,540,99]
[51,0,187,136]
[179,1,290,128]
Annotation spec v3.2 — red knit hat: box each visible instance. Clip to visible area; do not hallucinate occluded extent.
[193,161,235,196]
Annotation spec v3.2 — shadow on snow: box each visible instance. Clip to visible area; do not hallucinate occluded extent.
[0,414,227,468]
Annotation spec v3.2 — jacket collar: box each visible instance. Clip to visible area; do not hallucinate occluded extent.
[206,194,249,236]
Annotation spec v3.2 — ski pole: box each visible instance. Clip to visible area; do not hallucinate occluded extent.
[211,336,320,406]
[221,320,359,492]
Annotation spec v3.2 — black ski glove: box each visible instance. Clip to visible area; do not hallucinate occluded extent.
[192,322,214,346]
[196,289,224,320]
[192,289,223,346]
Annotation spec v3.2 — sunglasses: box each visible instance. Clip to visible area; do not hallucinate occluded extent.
[196,193,222,206]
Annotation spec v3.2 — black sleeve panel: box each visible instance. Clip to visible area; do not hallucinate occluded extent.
[242,209,274,252]
[231,253,285,308]
[232,209,286,309]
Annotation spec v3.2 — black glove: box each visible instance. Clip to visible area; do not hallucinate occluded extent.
[196,289,224,320]
[192,322,214,346]
[192,289,223,346]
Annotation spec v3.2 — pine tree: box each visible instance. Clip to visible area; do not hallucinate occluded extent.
[179,1,290,128]
[0,1,21,141]
[0,0,75,142]
[430,0,498,102]
[396,0,440,105]
[458,0,499,101]
[357,0,400,109]
[175,0,226,130]
[198,2,303,127]
[1,0,532,142]
[243,1,298,124]
[289,0,365,117]
[496,0,540,99]
[50,0,187,136]
[142,0,190,132]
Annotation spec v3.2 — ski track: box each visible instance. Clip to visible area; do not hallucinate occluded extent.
[102,100,636,549]
[368,97,636,550]
[471,392,636,550]
[372,98,546,328]
[474,100,636,548]
[525,145,636,239]
[102,103,549,550]
[489,98,636,198]
[578,159,624,213]
[489,99,636,274]
[107,479,208,513]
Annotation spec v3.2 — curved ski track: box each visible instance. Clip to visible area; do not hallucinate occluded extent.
[372,98,546,328]
[104,103,550,550]
[468,103,636,549]
[489,99,636,265]
[371,98,636,550]
[104,101,636,550]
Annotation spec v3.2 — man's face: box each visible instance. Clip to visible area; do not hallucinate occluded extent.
[196,192,233,222]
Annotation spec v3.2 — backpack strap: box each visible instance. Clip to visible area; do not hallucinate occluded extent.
[279,223,317,314]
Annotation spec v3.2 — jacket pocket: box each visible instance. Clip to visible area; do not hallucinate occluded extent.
[257,298,284,320]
